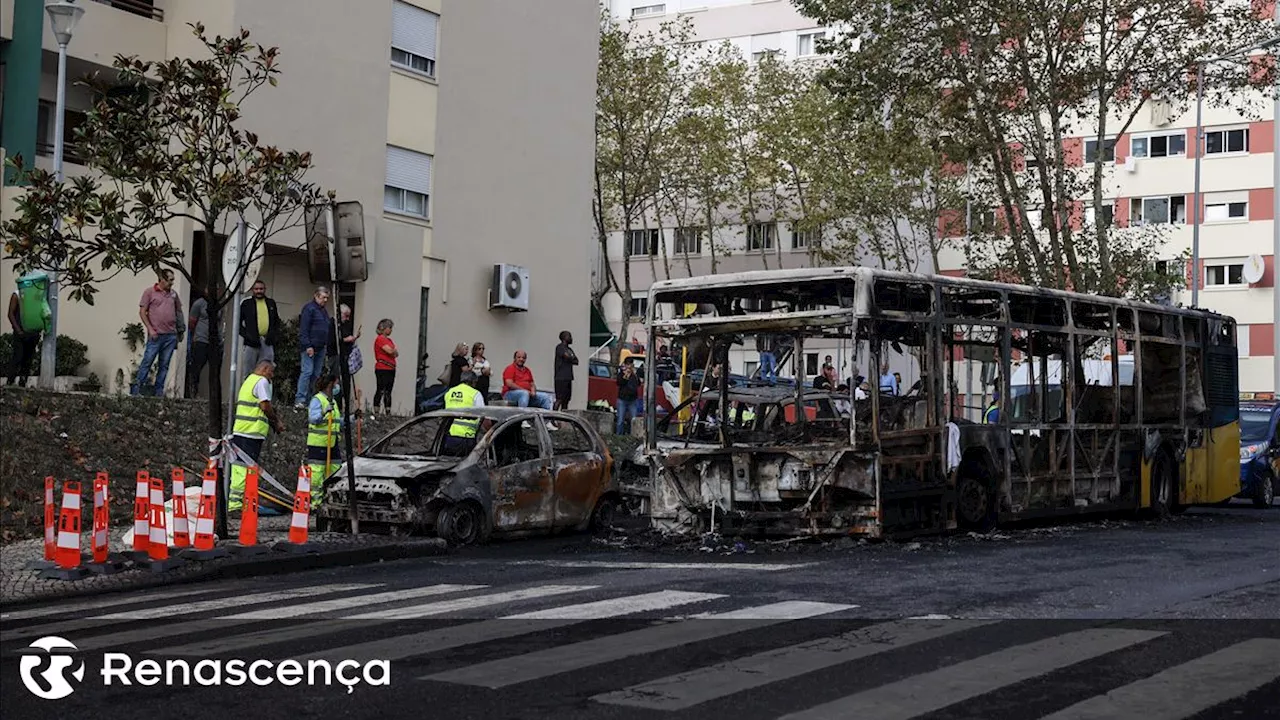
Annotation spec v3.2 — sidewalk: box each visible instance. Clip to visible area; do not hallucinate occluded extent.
[0,516,448,609]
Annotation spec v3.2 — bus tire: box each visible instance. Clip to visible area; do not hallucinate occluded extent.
[956,458,998,533]
[1144,451,1176,520]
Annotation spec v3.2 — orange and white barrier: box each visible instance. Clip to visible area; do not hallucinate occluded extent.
[43,476,56,562]
[171,469,191,548]
[92,472,109,564]
[194,468,217,550]
[54,481,82,570]
[289,466,312,545]
[132,471,150,554]
[147,477,169,561]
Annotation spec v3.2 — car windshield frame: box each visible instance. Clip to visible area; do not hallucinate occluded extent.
[1239,407,1276,442]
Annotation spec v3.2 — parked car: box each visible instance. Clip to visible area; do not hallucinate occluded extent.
[316,407,619,544]
[1238,400,1279,508]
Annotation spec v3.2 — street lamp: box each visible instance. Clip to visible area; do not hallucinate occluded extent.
[39,0,85,389]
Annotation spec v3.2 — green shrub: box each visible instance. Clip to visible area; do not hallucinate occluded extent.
[272,318,301,401]
[0,333,89,377]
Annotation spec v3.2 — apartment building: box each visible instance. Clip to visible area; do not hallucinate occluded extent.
[1,0,598,409]
[605,0,1279,395]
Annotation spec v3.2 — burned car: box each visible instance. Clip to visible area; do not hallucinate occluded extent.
[316,408,618,544]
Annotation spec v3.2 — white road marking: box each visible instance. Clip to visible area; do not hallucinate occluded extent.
[0,587,211,622]
[777,628,1167,720]
[150,584,487,656]
[346,585,598,620]
[425,600,853,688]
[497,560,815,572]
[306,590,727,663]
[1038,638,1280,720]
[2,584,380,646]
[595,618,994,710]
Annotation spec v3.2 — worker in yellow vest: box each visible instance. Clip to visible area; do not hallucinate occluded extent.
[442,371,486,456]
[229,359,286,511]
[306,372,347,509]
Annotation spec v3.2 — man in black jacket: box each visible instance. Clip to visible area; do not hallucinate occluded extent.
[239,280,282,370]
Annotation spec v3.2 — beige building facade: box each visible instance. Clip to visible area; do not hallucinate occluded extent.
[2,0,598,410]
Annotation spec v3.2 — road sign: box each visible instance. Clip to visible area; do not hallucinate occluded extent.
[221,223,264,292]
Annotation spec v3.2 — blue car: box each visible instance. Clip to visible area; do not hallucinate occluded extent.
[1238,401,1279,508]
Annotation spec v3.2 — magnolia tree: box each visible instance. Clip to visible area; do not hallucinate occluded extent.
[796,0,1275,299]
[1,24,328,531]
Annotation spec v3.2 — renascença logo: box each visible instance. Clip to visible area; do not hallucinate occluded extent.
[19,636,86,700]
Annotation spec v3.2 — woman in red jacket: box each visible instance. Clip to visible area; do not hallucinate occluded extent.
[372,318,399,416]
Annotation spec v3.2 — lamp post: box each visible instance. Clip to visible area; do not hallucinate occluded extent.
[40,0,85,389]
[1273,13,1280,397]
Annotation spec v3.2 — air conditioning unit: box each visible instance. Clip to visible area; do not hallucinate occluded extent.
[1124,155,1137,173]
[490,264,530,312]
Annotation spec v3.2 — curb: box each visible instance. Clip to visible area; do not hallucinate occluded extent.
[0,538,450,611]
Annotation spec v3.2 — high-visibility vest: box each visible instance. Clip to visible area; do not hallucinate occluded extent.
[445,383,481,438]
[984,403,999,424]
[307,392,339,450]
[233,373,271,439]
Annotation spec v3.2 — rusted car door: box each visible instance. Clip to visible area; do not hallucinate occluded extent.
[487,418,555,532]
[548,419,607,527]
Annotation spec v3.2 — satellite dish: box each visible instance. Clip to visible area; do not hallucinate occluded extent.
[1243,254,1266,285]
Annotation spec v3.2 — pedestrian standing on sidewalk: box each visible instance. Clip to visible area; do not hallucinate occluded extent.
[553,330,578,411]
[239,280,281,369]
[185,285,222,398]
[229,359,286,512]
[470,342,492,399]
[372,319,399,416]
[296,285,332,407]
[134,269,184,397]
[306,372,345,508]
[6,280,40,386]
[615,360,641,435]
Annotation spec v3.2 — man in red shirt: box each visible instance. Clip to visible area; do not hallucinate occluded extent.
[502,350,554,410]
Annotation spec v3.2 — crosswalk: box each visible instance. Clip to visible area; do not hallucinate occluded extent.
[3,579,1277,719]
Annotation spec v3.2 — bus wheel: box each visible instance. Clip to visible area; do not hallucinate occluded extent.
[1145,452,1175,520]
[957,461,997,533]
[1253,472,1275,509]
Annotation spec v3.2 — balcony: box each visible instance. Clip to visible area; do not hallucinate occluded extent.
[90,0,162,22]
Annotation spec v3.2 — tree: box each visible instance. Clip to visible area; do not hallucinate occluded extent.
[593,11,693,357]
[796,0,1274,299]
[1,24,328,533]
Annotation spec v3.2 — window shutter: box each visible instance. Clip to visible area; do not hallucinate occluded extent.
[392,1,439,60]
[751,33,782,54]
[386,145,432,196]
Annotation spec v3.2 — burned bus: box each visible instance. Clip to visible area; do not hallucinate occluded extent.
[641,267,1241,538]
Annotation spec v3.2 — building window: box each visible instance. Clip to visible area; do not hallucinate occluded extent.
[751,33,783,63]
[1205,262,1245,287]
[1084,138,1116,162]
[1130,195,1186,225]
[1085,204,1115,228]
[1205,128,1249,155]
[628,296,649,318]
[385,145,432,219]
[36,100,88,165]
[747,222,776,251]
[791,226,820,249]
[797,30,826,57]
[674,226,703,254]
[626,229,660,256]
[631,3,665,18]
[391,1,438,79]
[1204,201,1248,222]
[1130,131,1186,158]
[804,353,819,376]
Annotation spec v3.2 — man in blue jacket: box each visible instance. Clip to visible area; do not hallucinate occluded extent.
[296,285,333,407]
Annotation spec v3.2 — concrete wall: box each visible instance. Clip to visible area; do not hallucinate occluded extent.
[427,0,599,406]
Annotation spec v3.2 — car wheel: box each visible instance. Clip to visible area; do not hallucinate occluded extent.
[439,502,483,546]
[1253,472,1275,509]
[590,495,618,533]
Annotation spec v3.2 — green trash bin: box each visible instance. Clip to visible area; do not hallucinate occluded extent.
[16,271,51,334]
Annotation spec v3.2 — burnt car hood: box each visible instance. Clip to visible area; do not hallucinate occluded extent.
[342,455,461,479]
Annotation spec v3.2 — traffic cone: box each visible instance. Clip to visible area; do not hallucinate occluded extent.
[143,476,183,572]
[26,477,57,570]
[172,469,191,549]
[86,472,126,575]
[231,465,268,555]
[40,481,87,580]
[129,470,151,561]
[184,465,227,560]
[275,466,319,554]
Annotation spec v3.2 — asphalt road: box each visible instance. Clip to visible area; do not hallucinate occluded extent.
[2,501,1277,720]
